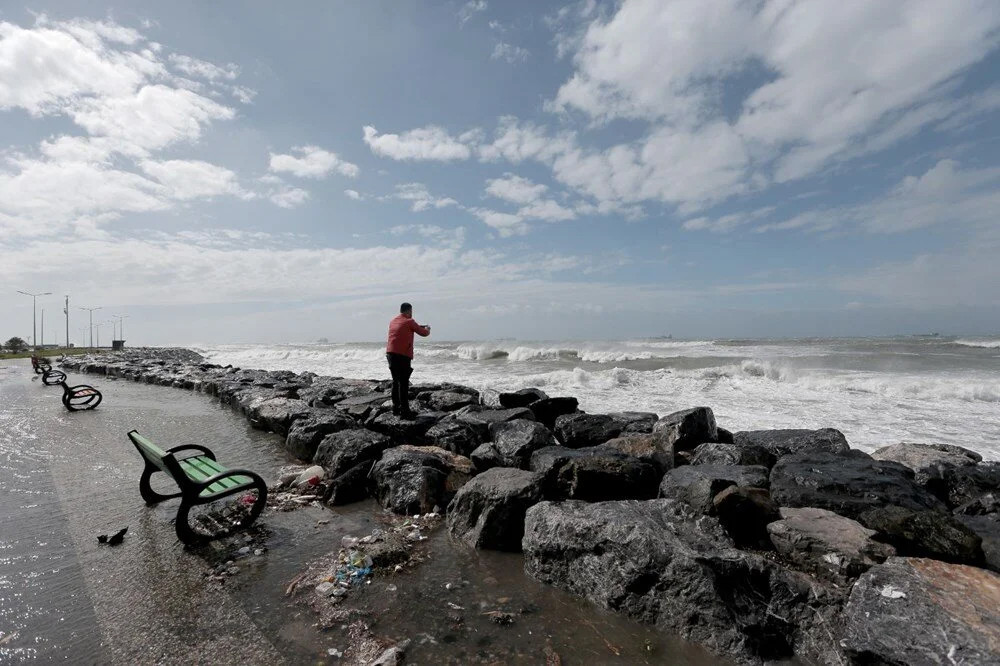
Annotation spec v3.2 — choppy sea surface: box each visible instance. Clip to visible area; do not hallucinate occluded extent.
[194,336,1000,459]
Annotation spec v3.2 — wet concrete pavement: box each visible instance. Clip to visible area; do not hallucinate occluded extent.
[0,359,726,665]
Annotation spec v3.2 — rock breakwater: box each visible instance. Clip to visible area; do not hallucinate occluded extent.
[61,348,1000,665]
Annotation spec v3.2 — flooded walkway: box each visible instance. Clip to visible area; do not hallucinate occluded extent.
[0,360,724,665]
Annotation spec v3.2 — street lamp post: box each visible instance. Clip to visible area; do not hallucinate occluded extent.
[79,307,102,349]
[16,290,52,350]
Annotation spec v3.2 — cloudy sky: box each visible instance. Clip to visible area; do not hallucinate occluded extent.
[2,0,999,345]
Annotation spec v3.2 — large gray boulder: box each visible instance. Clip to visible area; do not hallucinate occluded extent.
[607,411,658,434]
[497,388,548,408]
[334,391,391,419]
[767,507,895,582]
[734,428,849,458]
[658,464,770,515]
[554,413,625,448]
[420,390,478,412]
[940,461,1000,509]
[314,429,391,477]
[447,468,544,551]
[523,499,841,663]
[489,419,558,469]
[857,505,984,566]
[246,396,311,436]
[872,442,981,500]
[372,446,474,515]
[598,433,673,472]
[770,451,945,519]
[530,446,660,502]
[652,407,717,451]
[841,557,1000,665]
[365,411,444,445]
[690,441,776,468]
[451,406,535,433]
[713,486,780,548]
[528,396,579,428]
[423,420,483,456]
[284,410,356,460]
[956,515,1000,572]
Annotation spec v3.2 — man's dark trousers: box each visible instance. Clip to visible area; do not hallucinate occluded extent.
[386,352,412,414]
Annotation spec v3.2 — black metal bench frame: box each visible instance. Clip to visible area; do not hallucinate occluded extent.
[61,381,102,411]
[127,430,268,545]
[42,368,67,386]
[31,355,51,375]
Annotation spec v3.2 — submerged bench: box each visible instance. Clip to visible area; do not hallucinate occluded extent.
[30,355,51,375]
[42,368,67,385]
[61,381,102,410]
[127,430,268,544]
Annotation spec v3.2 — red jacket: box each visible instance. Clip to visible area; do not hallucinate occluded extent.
[386,314,430,358]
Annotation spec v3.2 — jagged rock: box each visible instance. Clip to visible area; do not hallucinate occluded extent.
[478,388,502,408]
[447,467,544,551]
[421,390,478,412]
[489,419,558,469]
[529,446,660,501]
[954,492,1000,516]
[767,507,894,582]
[314,429,391,476]
[858,505,984,565]
[941,462,1000,508]
[652,407,717,452]
[323,461,373,505]
[365,411,444,445]
[452,406,535,433]
[598,433,673,472]
[284,410,356,460]
[658,465,770,515]
[498,388,548,408]
[872,442,982,502]
[690,442,777,468]
[372,446,473,515]
[607,411,658,434]
[553,413,625,448]
[523,499,841,663]
[529,397,579,428]
[470,442,501,472]
[770,451,945,519]
[424,420,483,456]
[715,426,735,444]
[713,486,780,548]
[734,428,849,458]
[334,392,391,419]
[247,396,311,436]
[841,557,1000,665]
[955,515,1000,572]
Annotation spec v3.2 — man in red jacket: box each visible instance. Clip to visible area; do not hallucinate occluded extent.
[386,302,430,419]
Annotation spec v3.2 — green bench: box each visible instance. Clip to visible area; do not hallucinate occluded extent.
[127,430,268,545]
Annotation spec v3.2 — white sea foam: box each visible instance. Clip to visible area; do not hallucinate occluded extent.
[197,338,1000,458]
[954,338,1000,349]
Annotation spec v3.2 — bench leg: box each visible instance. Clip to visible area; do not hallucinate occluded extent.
[139,467,181,504]
[174,481,268,546]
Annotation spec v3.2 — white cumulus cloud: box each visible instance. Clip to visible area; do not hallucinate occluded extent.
[269,145,359,179]
[363,125,474,161]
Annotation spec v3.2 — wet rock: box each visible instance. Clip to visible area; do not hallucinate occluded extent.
[607,411,658,434]
[335,392,391,420]
[452,406,535,433]
[528,397,579,428]
[955,515,1000,572]
[314,429,392,476]
[770,451,945,519]
[652,407,717,452]
[690,441,777,468]
[767,507,894,582]
[529,446,660,501]
[421,390,478,412]
[940,461,1000,508]
[489,419,558,469]
[469,443,501,472]
[872,441,982,504]
[598,433,673,472]
[478,388,502,408]
[554,413,626,448]
[954,491,1000,516]
[447,467,544,551]
[498,388,548,408]
[247,396,312,436]
[523,499,840,663]
[733,428,849,458]
[370,645,405,666]
[365,411,443,445]
[658,465,770,515]
[424,420,483,456]
[284,410,356,460]
[715,426,735,444]
[713,486,780,548]
[323,461,374,506]
[858,505,984,565]
[841,557,1000,666]
[372,446,474,515]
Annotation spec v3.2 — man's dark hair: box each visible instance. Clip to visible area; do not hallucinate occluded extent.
[400,302,412,313]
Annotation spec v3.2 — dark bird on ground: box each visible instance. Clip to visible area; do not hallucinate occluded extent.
[107,527,128,546]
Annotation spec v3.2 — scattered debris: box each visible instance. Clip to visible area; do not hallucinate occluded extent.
[484,610,515,626]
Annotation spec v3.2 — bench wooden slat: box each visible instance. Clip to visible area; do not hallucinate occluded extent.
[178,456,253,497]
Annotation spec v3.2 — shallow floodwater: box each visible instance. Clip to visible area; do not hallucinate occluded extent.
[0,361,726,665]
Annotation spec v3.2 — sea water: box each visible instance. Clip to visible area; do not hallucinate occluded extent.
[193,336,1000,459]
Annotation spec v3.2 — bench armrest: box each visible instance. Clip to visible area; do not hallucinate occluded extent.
[196,468,266,490]
[166,444,216,460]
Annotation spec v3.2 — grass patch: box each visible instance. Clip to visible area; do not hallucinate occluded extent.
[0,347,97,360]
